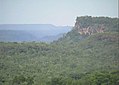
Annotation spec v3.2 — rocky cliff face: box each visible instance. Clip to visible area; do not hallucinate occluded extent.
[74,16,105,35]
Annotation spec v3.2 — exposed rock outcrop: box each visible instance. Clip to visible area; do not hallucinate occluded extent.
[74,16,105,35]
[77,25,104,35]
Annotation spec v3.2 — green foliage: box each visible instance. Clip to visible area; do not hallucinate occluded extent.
[0,32,119,85]
[47,71,119,85]
[12,75,34,85]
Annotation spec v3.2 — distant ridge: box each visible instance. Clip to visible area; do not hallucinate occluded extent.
[0,24,72,42]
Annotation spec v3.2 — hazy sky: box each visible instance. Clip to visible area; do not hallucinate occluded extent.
[0,0,118,26]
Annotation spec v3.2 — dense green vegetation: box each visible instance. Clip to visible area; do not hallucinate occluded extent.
[0,16,119,85]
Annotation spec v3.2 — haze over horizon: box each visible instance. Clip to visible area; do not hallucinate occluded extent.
[0,0,118,26]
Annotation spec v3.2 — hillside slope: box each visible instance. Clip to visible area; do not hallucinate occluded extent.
[0,32,119,85]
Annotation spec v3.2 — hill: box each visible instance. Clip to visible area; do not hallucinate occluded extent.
[0,16,119,85]
[55,16,119,43]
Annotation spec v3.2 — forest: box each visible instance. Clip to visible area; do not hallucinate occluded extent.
[0,16,119,85]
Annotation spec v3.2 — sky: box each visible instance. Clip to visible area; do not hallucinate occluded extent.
[0,0,118,26]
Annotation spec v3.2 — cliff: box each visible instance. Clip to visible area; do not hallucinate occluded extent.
[74,16,118,35]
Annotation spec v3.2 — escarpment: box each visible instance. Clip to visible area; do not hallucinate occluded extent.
[73,16,118,35]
